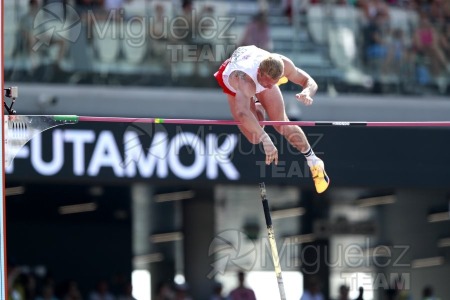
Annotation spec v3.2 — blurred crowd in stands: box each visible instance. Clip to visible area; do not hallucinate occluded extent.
[7,267,255,300]
[357,0,450,93]
[7,261,133,300]
[299,276,442,300]
[283,0,449,94]
[7,263,445,299]
[4,0,450,94]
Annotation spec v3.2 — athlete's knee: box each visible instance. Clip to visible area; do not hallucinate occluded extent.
[279,125,309,147]
[275,124,296,136]
[274,124,287,135]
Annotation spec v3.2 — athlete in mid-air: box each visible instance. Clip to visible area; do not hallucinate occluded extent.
[214,45,329,193]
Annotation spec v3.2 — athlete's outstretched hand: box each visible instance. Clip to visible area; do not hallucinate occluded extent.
[296,90,314,106]
[261,133,278,165]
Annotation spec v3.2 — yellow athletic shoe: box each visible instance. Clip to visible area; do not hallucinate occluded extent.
[310,160,330,193]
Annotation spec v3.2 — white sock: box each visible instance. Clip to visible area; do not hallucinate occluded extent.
[302,147,318,168]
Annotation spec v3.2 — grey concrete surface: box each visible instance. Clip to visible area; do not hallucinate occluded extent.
[6,83,450,121]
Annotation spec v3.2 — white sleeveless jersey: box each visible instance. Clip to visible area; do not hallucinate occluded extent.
[222,45,270,94]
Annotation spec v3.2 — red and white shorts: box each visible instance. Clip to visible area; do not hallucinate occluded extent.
[214,58,236,97]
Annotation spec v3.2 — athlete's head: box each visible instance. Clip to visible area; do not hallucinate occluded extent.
[257,55,284,89]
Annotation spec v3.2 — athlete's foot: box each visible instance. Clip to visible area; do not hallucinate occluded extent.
[310,159,330,193]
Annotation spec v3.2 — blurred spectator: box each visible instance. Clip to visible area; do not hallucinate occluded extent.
[36,284,59,300]
[150,2,168,37]
[444,0,450,21]
[7,260,26,300]
[26,0,68,70]
[171,0,219,77]
[174,0,194,44]
[173,283,192,300]
[19,0,39,53]
[429,0,447,29]
[240,11,273,52]
[439,23,450,61]
[62,280,83,300]
[385,275,412,300]
[337,285,350,300]
[103,0,131,11]
[415,0,432,14]
[24,273,38,300]
[75,0,105,51]
[110,274,127,298]
[75,0,105,14]
[363,12,389,77]
[396,280,412,300]
[386,287,396,300]
[209,281,224,300]
[149,2,169,62]
[88,280,114,300]
[18,0,44,72]
[385,28,412,76]
[336,0,358,6]
[422,285,440,300]
[195,4,219,75]
[355,287,364,300]
[282,0,293,22]
[300,277,324,300]
[360,0,390,25]
[117,282,136,300]
[412,14,449,77]
[155,281,174,300]
[228,272,256,300]
[282,0,310,23]
[170,0,197,74]
[258,0,269,12]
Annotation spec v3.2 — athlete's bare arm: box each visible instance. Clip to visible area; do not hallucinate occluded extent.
[229,70,278,164]
[229,71,265,139]
[280,55,318,105]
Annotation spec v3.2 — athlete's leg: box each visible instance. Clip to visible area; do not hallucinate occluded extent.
[256,86,311,153]
[257,86,330,193]
[227,94,264,144]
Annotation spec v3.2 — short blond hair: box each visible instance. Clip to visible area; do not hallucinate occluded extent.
[259,55,284,80]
